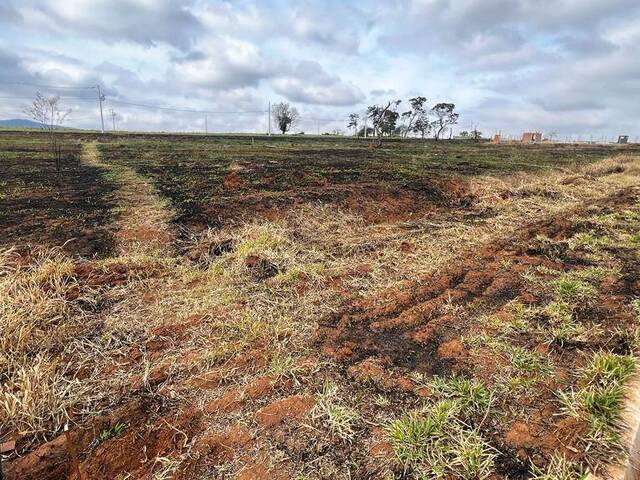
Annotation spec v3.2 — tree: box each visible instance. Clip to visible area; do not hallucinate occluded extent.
[347,113,359,136]
[431,103,459,141]
[272,102,299,134]
[25,92,71,171]
[401,96,427,138]
[471,129,482,142]
[380,109,400,137]
[367,100,400,144]
[412,112,431,139]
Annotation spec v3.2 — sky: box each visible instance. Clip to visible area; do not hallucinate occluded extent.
[0,0,639,139]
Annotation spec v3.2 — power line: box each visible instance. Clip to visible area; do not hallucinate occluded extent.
[0,95,96,100]
[108,98,266,115]
[0,82,96,90]
[0,81,96,90]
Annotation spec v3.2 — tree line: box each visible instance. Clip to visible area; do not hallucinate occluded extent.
[348,97,459,141]
[271,97,460,142]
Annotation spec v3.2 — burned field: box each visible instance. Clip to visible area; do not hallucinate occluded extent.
[0,132,118,257]
[1,131,640,479]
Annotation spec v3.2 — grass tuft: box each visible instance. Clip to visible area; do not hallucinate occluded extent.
[558,351,635,459]
[428,375,492,416]
[384,399,495,479]
[530,454,588,480]
[312,382,359,441]
[581,351,635,386]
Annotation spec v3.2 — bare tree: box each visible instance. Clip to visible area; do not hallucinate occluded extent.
[25,92,71,171]
[347,113,359,136]
[271,102,299,134]
[431,103,459,141]
[401,96,427,138]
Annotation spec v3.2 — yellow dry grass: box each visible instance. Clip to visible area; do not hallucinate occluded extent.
[81,141,175,257]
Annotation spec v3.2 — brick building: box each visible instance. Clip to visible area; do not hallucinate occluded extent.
[522,132,542,143]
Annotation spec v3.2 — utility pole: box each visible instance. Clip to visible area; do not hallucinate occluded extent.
[364,115,367,138]
[268,102,271,136]
[205,114,208,134]
[109,108,116,131]
[316,120,320,136]
[96,85,105,133]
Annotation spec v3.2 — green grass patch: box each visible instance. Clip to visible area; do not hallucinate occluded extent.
[428,375,492,416]
[94,421,127,447]
[384,399,495,479]
[553,275,598,302]
[557,351,636,458]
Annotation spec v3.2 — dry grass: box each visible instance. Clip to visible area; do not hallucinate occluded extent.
[82,141,175,257]
[0,247,94,442]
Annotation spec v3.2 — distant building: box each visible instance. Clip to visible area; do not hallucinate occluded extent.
[617,135,629,144]
[522,132,542,143]
[491,133,501,144]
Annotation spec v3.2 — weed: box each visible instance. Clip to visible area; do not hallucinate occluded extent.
[373,394,391,408]
[447,428,497,480]
[559,383,625,454]
[385,402,455,466]
[625,232,640,248]
[542,300,573,322]
[546,319,587,346]
[557,351,634,457]
[499,302,533,334]
[95,421,127,446]
[633,298,640,321]
[0,355,79,440]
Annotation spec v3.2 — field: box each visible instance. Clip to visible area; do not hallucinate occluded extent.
[1,130,640,479]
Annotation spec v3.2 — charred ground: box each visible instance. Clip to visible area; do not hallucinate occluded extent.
[1,130,640,479]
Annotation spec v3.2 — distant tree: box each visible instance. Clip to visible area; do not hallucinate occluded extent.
[431,103,459,141]
[347,113,359,136]
[25,91,70,172]
[272,102,299,134]
[401,96,427,138]
[459,131,470,138]
[380,110,400,136]
[412,112,431,139]
[367,100,401,144]
[471,129,482,141]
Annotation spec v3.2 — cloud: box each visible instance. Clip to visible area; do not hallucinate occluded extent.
[289,3,365,52]
[272,61,365,106]
[5,0,202,51]
[171,38,277,90]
